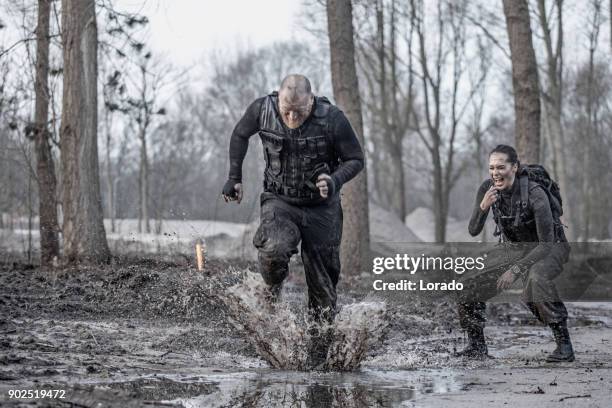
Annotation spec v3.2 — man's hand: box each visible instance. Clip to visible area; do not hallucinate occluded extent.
[222,180,243,204]
[316,174,334,199]
[496,265,521,291]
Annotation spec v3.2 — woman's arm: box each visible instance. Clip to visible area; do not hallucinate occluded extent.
[468,180,492,237]
[514,185,555,273]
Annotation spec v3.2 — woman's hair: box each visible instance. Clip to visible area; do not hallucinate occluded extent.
[489,144,520,166]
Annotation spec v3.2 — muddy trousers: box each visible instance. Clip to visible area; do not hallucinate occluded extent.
[457,244,569,332]
[253,192,343,322]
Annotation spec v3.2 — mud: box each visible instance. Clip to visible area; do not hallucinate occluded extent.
[1,253,611,407]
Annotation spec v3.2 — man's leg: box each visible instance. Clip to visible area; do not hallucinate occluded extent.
[522,248,574,362]
[253,194,301,303]
[301,242,341,322]
[300,200,342,369]
[300,200,342,322]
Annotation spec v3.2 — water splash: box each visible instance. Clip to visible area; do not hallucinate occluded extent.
[218,271,388,371]
[223,272,310,370]
[327,301,388,371]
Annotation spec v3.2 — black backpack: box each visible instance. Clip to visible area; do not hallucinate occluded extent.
[491,164,564,242]
[517,164,563,218]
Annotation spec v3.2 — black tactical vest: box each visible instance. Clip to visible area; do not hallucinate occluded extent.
[491,179,567,243]
[492,184,538,242]
[258,92,338,205]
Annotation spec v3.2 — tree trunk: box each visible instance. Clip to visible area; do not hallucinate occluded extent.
[389,0,409,222]
[327,0,370,273]
[502,0,541,164]
[34,0,60,266]
[582,1,603,240]
[139,127,150,234]
[432,148,445,243]
[391,147,407,221]
[103,108,115,233]
[60,0,110,264]
[137,64,151,234]
[27,168,33,263]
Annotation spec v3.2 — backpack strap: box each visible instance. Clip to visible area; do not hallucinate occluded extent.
[491,203,504,242]
[517,174,529,226]
[486,179,505,242]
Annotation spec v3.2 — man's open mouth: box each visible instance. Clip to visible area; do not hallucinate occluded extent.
[493,177,504,187]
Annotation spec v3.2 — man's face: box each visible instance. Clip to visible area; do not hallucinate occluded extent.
[489,152,518,191]
[278,90,313,129]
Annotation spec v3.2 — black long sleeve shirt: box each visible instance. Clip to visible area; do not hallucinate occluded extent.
[227,97,364,190]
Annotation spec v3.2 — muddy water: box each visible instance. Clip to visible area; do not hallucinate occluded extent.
[76,368,460,407]
[162,369,461,407]
[220,271,388,371]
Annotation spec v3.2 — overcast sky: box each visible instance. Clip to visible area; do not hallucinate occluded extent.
[115,0,306,68]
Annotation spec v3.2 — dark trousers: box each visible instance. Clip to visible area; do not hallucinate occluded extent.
[253,192,343,321]
[457,243,570,331]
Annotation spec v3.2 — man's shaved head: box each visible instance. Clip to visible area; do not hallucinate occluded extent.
[278,74,314,129]
[280,74,312,98]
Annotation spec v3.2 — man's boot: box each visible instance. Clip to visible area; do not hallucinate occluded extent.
[546,323,575,362]
[454,327,489,359]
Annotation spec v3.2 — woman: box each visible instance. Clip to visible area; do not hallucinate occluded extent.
[456,144,574,362]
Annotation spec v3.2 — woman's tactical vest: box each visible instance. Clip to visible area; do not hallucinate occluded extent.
[258,92,339,205]
[491,178,567,243]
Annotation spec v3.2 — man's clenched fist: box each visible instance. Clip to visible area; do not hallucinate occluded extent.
[222,179,243,203]
[316,174,335,199]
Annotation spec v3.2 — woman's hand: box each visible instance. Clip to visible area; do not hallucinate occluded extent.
[480,185,498,211]
[497,265,521,291]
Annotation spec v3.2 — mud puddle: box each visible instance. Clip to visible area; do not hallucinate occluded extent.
[87,368,461,407]
[170,369,460,407]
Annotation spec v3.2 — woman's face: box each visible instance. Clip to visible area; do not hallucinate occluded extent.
[489,152,518,191]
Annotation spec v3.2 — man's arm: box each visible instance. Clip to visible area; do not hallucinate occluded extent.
[227,98,264,182]
[328,111,364,191]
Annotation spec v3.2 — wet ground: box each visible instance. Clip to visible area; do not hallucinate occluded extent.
[1,254,611,407]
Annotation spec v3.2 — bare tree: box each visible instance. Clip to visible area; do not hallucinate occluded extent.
[534,0,574,239]
[101,68,119,233]
[28,0,60,266]
[60,0,110,264]
[353,0,415,221]
[96,4,150,233]
[581,0,604,240]
[502,0,541,164]
[409,0,486,242]
[467,34,492,242]
[327,0,370,272]
[125,55,171,234]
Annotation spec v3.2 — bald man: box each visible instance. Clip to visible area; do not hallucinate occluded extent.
[222,75,363,355]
